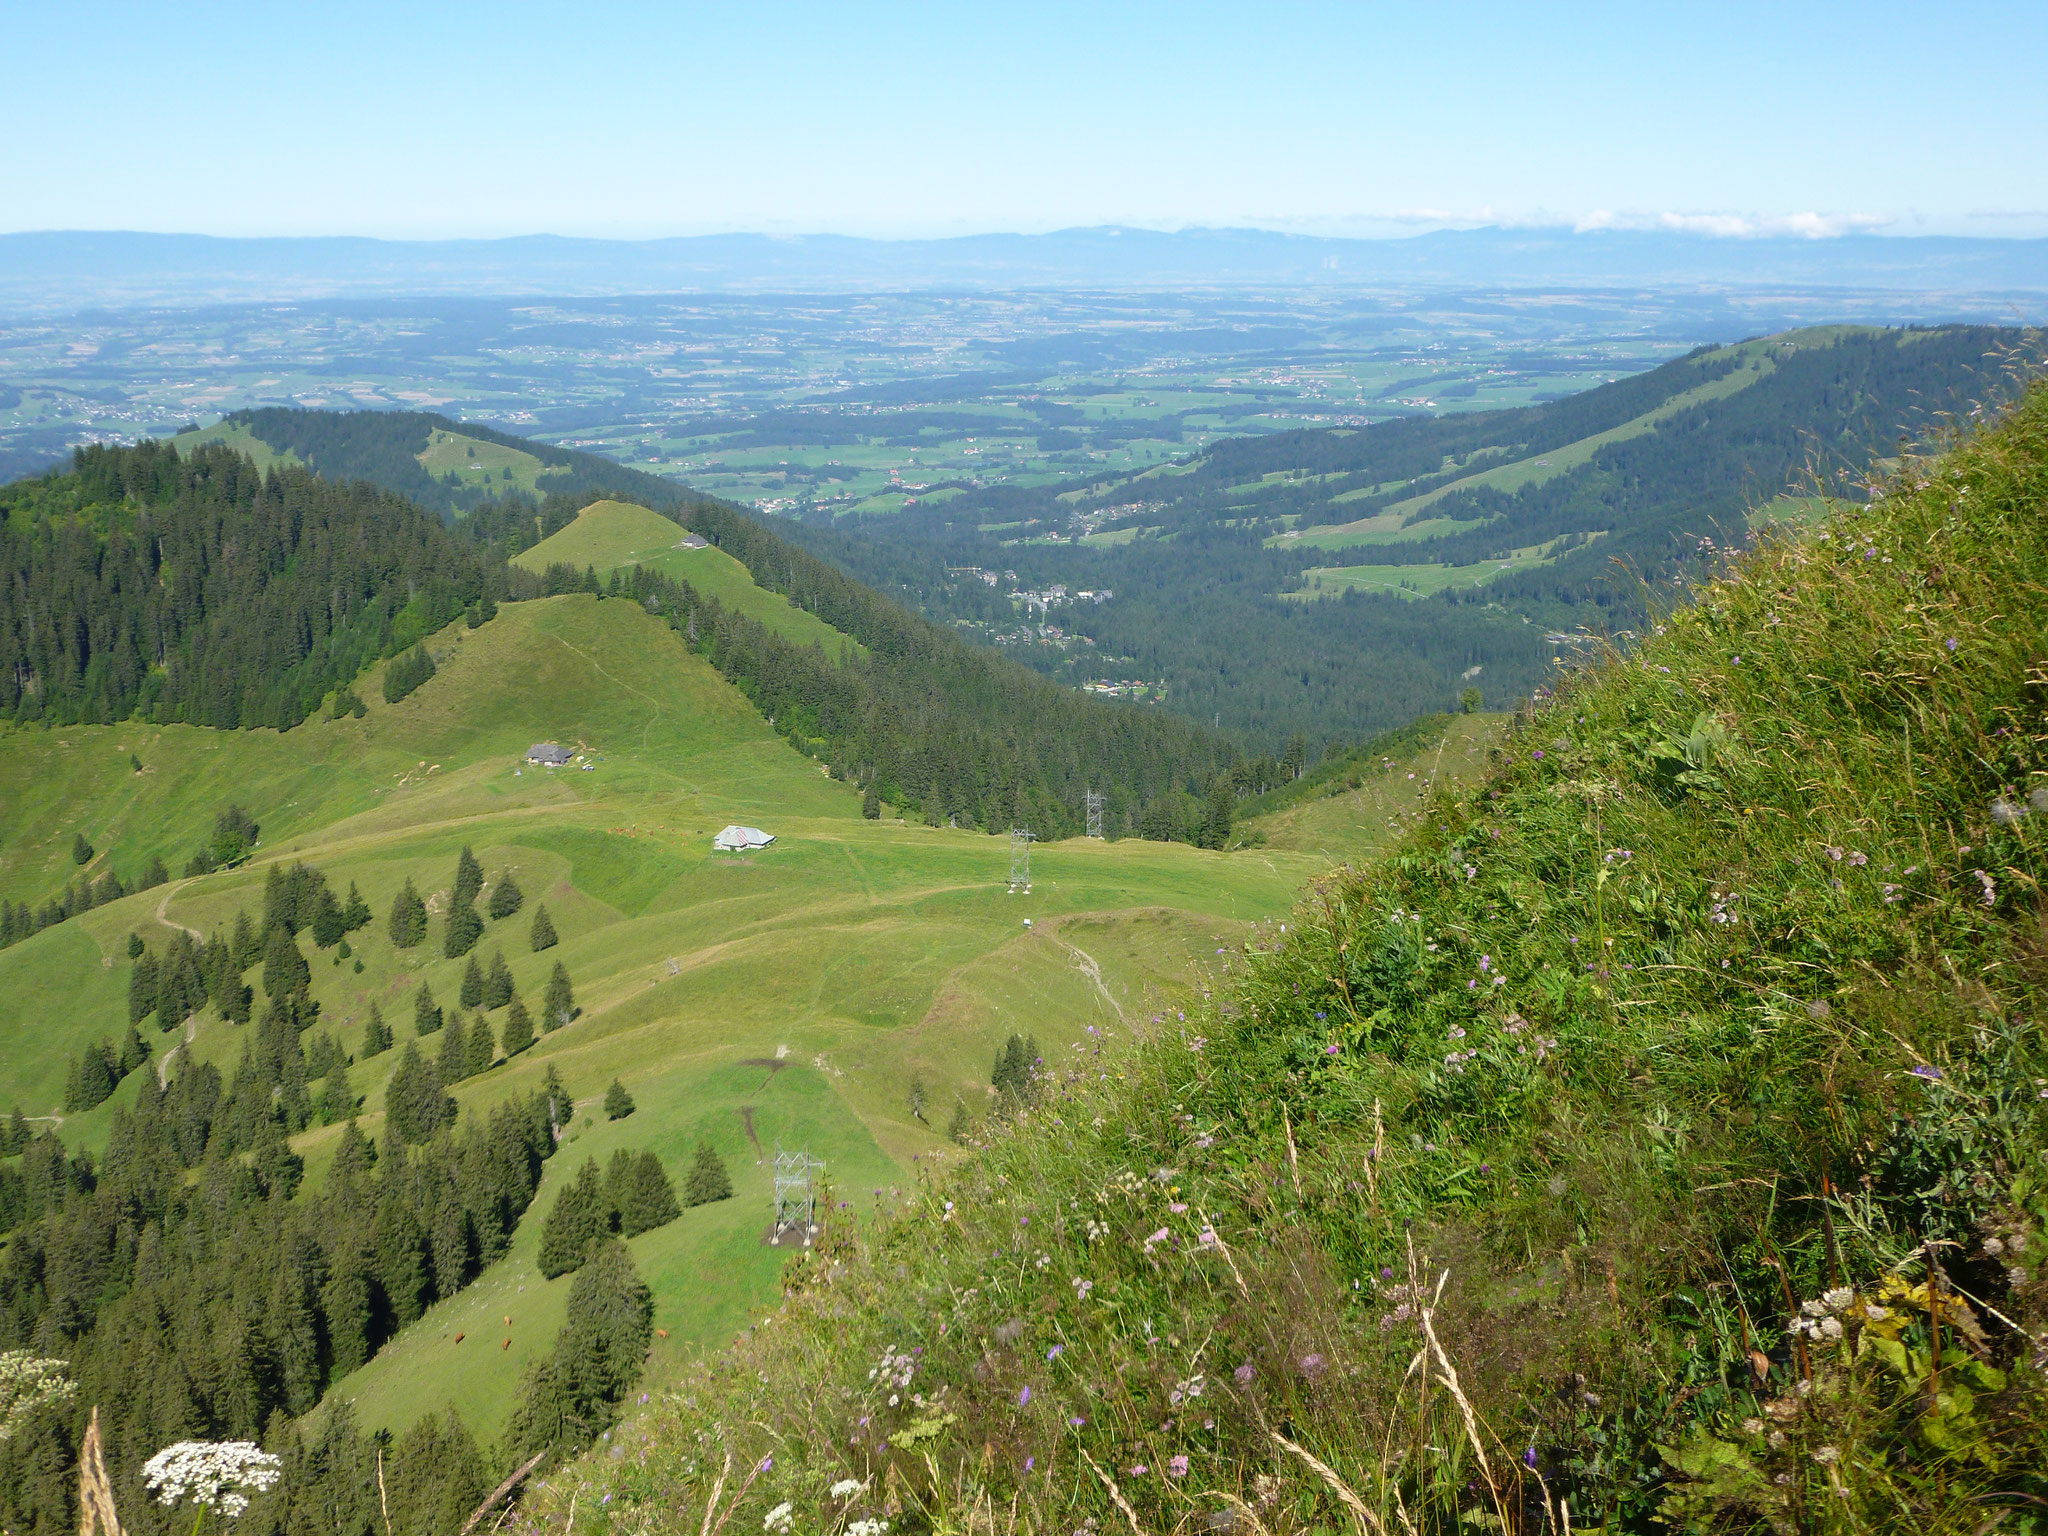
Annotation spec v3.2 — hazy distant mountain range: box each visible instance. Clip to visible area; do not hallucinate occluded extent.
[2,226,2045,312]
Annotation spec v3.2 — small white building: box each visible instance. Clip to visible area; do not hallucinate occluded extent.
[712,825,775,852]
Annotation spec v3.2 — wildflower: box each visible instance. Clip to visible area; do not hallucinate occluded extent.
[1168,1455,1190,1479]
[0,1353,76,1440]
[1910,1064,1943,1081]
[1846,850,1867,866]
[1946,638,1958,651]
[1143,1227,1170,1251]
[1975,869,1997,907]
[1018,1386,1031,1406]
[1825,846,1844,862]
[829,1480,866,1500]
[847,1522,890,1536]
[1992,798,2026,825]
[1813,1446,1839,1465]
[141,1442,283,1518]
[1130,1465,1148,1477]
[1169,1201,1188,1213]
[764,1504,793,1534]
[1742,1418,1765,1436]
[1072,1277,1094,1299]
[1533,750,1545,760]
[1068,1416,1086,1427]
[1523,1448,1538,1470]
[1299,1353,1327,1380]
[1234,1362,1256,1386]
[1189,1036,1206,1053]
[1822,1287,1853,1310]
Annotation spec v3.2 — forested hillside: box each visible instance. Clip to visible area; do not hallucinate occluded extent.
[1,435,1239,846]
[0,441,517,729]
[791,325,2027,744]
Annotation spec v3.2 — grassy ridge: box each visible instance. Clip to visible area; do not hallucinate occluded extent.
[533,384,2048,1531]
[0,569,1377,1442]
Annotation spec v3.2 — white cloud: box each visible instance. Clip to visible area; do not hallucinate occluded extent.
[1574,209,1893,239]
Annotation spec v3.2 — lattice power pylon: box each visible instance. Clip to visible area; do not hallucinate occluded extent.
[1085,790,1105,839]
[1008,827,1034,893]
[773,1146,824,1237]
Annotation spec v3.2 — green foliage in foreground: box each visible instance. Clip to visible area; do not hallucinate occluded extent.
[531,387,2048,1532]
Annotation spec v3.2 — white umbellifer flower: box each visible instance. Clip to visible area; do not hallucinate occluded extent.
[763,1503,794,1534]
[847,1522,890,1536]
[1822,1287,1854,1311]
[828,1480,866,1500]
[0,1352,76,1440]
[141,1441,282,1518]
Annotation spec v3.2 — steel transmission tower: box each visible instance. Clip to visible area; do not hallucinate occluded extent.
[1085,789,1105,839]
[773,1146,824,1240]
[1008,828,1033,892]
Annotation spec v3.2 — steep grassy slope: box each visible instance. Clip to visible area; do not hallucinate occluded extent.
[513,500,859,653]
[533,385,2048,1531]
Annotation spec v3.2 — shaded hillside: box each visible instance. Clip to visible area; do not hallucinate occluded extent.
[526,381,2048,1529]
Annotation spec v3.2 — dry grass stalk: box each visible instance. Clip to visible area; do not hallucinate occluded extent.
[1414,1270,1509,1532]
[1268,1431,1385,1536]
[1282,1109,1303,1203]
[1197,1491,1270,1536]
[76,1408,122,1536]
[457,1449,548,1536]
[698,1450,732,1536]
[1198,1211,1252,1300]
[1079,1450,1145,1536]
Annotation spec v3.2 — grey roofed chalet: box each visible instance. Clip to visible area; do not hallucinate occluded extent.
[526,743,574,766]
[712,825,774,851]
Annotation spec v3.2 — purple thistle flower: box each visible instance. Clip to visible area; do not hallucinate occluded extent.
[1168,1455,1189,1479]
[1946,637,1958,651]
[1524,1448,1538,1470]
[1910,1064,1943,1081]
[1019,1386,1031,1406]
[1234,1362,1256,1386]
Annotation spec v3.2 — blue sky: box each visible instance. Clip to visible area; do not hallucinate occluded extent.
[5,0,2045,240]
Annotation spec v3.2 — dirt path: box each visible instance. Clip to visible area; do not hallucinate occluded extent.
[156,1014,196,1086]
[155,882,204,941]
[1052,929,1124,1020]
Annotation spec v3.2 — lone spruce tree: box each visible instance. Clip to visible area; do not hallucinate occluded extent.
[530,903,558,952]
[389,878,427,948]
[603,1079,635,1120]
[543,961,576,1030]
[453,846,484,910]
[361,1002,393,1056]
[684,1142,733,1207]
[488,873,524,920]
[619,1152,680,1235]
[501,996,535,1056]
[484,950,514,1009]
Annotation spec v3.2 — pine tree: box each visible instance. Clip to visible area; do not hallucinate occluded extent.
[908,1073,927,1122]
[71,832,93,865]
[619,1151,680,1235]
[862,780,881,819]
[126,931,145,959]
[466,1012,495,1077]
[483,950,514,1010]
[683,1143,733,1207]
[231,908,262,970]
[386,1043,450,1143]
[947,1098,973,1144]
[488,873,524,920]
[438,1010,471,1085]
[603,1079,634,1120]
[341,880,371,931]
[538,1158,610,1279]
[316,1062,355,1124]
[362,1002,393,1056]
[459,955,485,1009]
[262,924,311,1004]
[453,846,484,910]
[444,900,483,959]
[129,950,160,1025]
[0,1109,26,1156]
[501,996,535,1056]
[389,878,427,948]
[310,885,347,947]
[543,961,576,1031]
[118,1024,150,1074]
[530,903,558,952]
